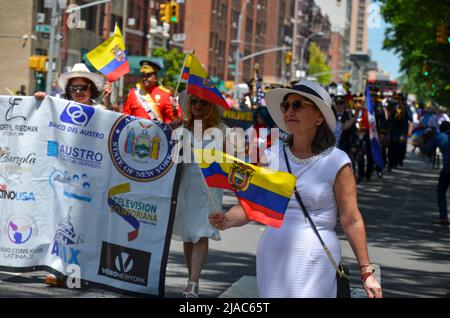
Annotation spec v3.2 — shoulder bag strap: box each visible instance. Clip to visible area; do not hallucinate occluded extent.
[283,145,348,279]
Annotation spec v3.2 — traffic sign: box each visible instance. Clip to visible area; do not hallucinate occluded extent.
[172,33,186,42]
[35,24,51,33]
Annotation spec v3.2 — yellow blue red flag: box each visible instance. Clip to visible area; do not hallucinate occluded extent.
[181,54,192,80]
[187,54,230,110]
[194,149,296,228]
[86,24,130,82]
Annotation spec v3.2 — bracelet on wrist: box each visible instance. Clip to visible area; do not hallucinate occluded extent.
[360,272,372,283]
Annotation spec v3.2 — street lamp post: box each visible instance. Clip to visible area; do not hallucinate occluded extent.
[298,31,323,80]
[233,0,249,100]
[46,0,58,94]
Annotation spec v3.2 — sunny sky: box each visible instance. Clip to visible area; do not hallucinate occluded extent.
[367,9,401,80]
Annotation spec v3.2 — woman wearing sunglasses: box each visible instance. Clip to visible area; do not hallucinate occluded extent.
[34,63,116,287]
[209,80,382,298]
[171,91,228,298]
[34,63,117,111]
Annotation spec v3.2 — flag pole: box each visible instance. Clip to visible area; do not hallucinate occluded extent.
[173,49,194,98]
[173,54,188,98]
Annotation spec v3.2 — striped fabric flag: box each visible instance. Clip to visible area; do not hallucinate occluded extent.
[187,54,230,110]
[194,149,296,228]
[255,70,266,107]
[365,82,385,169]
[181,54,192,81]
[86,24,130,82]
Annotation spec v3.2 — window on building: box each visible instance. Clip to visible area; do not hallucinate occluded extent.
[111,15,123,32]
[219,40,225,57]
[37,0,44,13]
[246,17,253,34]
[98,4,105,36]
[136,6,141,29]
[81,5,97,31]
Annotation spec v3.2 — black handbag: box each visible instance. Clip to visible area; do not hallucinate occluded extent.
[283,146,351,298]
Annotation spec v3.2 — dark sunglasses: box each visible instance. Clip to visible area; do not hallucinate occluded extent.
[280,100,304,113]
[191,99,209,106]
[68,84,90,93]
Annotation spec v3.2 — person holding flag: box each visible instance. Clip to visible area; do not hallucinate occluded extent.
[171,90,229,298]
[34,63,115,111]
[123,60,181,124]
[210,80,382,298]
[170,53,235,298]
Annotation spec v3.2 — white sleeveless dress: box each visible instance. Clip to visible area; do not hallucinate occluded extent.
[256,146,351,298]
[172,123,228,243]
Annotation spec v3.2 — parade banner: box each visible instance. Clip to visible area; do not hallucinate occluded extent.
[0,96,179,296]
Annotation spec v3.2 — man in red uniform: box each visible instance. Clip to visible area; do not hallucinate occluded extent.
[123,60,181,124]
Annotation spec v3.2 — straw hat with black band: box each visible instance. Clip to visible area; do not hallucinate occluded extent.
[266,80,336,133]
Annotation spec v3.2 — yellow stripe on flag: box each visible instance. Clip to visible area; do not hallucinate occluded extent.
[86,24,126,70]
[188,54,208,78]
[194,149,296,199]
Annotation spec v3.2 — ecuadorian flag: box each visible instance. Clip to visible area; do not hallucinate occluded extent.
[86,24,130,82]
[194,149,296,228]
[181,54,192,80]
[187,54,230,110]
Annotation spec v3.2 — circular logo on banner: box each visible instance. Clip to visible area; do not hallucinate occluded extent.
[4,215,38,245]
[109,116,175,182]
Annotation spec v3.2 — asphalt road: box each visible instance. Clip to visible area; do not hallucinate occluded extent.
[0,148,449,298]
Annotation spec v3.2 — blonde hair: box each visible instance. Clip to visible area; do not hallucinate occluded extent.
[184,95,222,131]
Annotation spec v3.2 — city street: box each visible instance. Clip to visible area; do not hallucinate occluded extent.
[1,148,449,298]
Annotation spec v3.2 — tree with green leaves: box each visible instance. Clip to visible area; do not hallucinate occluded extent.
[308,42,332,85]
[378,0,450,104]
[151,47,187,92]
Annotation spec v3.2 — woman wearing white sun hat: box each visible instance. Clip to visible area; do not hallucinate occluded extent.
[34,63,118,111]
[209,80,382,298]
[34,64,117,286]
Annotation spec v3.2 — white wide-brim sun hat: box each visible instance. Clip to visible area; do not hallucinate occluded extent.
[266,80,336,133]
[178,90,225,116]
[58,63,105,92]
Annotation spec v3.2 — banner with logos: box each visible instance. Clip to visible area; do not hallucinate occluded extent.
[0,96,179,296]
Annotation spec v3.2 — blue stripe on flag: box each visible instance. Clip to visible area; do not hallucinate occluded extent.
[202,162,289,213]
[99,54,128,75]
[188,74,227,102]
[366,83,385,169]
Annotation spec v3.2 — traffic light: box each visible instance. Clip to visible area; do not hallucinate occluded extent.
[436,24,450,44]
[159,3,170,23]
[284,51,292,65]
[28,55,47,72]
[422,64,430,77]
[169,1,179,23]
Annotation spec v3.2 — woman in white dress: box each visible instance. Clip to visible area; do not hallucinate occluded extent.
[172,91,227,298]
[209,80,382,298]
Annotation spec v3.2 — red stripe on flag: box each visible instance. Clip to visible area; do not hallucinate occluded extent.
[106,61,130,82]
[238,198,284,228]
[187,85,231,110]
[204,174,233,190]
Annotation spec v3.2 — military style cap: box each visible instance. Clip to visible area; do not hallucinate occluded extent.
[139,60,162,74]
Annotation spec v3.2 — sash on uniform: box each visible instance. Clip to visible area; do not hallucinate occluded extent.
[134,83,163,122]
